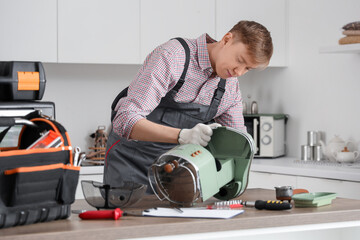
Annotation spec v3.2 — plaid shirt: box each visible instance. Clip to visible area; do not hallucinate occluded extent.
[113,33,245,139]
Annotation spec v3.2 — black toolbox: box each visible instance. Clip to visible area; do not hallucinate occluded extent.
[0,61,46,101]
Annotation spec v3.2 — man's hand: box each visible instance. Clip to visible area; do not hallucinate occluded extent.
[178,123,221,147]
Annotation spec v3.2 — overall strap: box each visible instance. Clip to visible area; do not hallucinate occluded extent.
[203,78,226,121]
[212,78,226,102]
[111,38,191,121]
[170,38,191,92]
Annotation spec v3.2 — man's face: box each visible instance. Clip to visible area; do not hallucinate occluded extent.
[213,33,259,79]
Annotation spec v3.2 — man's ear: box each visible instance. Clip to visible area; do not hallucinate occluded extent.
[221,32,233,45]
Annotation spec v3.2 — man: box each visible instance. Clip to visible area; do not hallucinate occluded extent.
[104,20,273,193]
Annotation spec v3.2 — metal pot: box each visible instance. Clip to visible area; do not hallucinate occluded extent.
[275,186,293,201]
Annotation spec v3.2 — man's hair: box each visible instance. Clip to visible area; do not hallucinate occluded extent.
[230,21,273,67]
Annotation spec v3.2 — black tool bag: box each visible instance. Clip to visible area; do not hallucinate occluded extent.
[0,112,79,228]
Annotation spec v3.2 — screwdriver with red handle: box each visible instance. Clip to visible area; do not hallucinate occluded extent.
[78,208,125,220]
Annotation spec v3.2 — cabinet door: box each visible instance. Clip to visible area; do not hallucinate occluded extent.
[248,171,297,189]
[140,0,215,62]
[0,0,57,62]
[297,176,360,200]
[216,0,287,67]
[58,0,140,64]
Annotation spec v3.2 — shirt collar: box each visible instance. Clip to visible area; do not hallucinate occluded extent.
[196,33,216,72]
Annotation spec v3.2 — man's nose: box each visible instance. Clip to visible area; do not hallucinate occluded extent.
[234,66,248,77]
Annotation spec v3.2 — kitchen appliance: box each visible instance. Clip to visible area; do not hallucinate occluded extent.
[148,126,255,206]
[244,114,288,158]
[0,101,55,148]
[243,114,287,158]
[81,180,147,209]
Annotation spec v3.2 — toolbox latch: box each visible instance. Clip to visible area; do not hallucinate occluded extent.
[17,71,40,91]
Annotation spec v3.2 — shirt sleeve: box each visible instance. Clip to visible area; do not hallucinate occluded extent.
[112,44,181,139]
[215,81,247,132]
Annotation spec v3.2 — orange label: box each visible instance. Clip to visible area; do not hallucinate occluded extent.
[17,71,40,91]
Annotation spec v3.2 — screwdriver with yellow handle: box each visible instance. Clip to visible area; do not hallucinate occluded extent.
[244,200,292,210]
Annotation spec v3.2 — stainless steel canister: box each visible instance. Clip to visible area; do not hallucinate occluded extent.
[307,131,320,146]
[312,145,323,161]
[250,101,258,114]
[301,145,311,161]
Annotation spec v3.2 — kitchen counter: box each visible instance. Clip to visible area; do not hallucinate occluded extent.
[251,157,360,182]
[1,189,360,240]
[79,157,360,182]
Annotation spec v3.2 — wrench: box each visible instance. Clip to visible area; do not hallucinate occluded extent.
[73,146,81,166]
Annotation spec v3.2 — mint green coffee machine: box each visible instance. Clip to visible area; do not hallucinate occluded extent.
[148,126,255,206]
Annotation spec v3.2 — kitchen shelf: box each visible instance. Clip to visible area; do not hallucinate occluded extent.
[319,43,360,54]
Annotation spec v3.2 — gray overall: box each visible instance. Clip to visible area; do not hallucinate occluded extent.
[104,38,226,193]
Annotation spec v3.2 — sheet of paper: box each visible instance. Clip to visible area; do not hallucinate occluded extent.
[142,207,244,219]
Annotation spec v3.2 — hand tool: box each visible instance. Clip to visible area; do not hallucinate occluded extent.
[79,208,125,220]
[77,153,86,167]
[76,208,154,220]
[244,200,292,210]
[207,200,243,209]
[73,146,81,166]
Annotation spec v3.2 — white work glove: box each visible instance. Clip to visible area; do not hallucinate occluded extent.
[178,123,221,147]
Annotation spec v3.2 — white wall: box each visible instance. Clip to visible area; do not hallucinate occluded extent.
[42,63,137,151]
[240,0,360,158]
[43,0,360,158]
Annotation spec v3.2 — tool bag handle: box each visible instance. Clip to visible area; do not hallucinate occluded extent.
[0,119,13,144]
[0,117,36,144]
[0,118,15,127]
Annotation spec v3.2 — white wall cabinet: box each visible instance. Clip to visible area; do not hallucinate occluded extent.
[1,0,287,66]
[58,0,140,64]
[140,0,216,62]
[248,171,360,200]
[216,0,287,67]
[0,0,57,62]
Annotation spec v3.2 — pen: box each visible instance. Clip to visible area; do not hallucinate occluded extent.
[173,207,183,213]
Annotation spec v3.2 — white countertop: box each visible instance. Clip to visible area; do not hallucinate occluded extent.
[78,157,360,182]
[251,157,360,182]
[79,165,104,175]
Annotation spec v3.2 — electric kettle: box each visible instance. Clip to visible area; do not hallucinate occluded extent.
[148,126,255,206]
